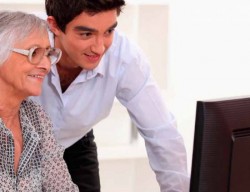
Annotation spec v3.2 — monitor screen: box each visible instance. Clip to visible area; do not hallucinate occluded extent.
[190,96,250,192]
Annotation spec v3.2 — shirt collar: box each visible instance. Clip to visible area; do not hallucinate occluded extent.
[50,54,105,84]
[91,55,106,77]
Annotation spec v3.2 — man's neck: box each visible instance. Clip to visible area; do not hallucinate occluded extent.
[56,63,82,93]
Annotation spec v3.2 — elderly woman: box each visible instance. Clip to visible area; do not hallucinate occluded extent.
[0,11,79,191]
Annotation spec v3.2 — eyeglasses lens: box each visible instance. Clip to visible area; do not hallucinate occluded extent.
[30,47,45,64]
[48,48,61,65]
[30,47,61,65]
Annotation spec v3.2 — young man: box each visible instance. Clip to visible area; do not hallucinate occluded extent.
[34,0,189,191]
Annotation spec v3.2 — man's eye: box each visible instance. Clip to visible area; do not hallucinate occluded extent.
[103,29,115,37]
[106,28,115,35]
[80,32,92,37]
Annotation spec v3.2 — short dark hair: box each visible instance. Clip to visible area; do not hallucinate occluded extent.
[45,0,126,32]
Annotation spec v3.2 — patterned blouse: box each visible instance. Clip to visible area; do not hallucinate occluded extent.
[0,99,79,192]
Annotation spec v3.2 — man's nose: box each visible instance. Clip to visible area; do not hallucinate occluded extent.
[91,36,105,54]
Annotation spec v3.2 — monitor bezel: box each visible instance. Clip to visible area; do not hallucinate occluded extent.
[190,96,250,192]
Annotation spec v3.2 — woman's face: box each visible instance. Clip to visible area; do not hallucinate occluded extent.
[0,30,51,99]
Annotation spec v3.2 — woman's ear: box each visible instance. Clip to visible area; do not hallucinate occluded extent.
[47,16,61,35]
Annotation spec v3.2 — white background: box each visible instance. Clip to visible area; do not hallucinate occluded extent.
[1,0,250,191]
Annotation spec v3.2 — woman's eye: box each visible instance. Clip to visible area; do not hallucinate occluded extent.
[32,51,37,57]
[31,48,39,57]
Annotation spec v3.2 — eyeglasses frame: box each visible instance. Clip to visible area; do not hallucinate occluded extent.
[11,46,62,65]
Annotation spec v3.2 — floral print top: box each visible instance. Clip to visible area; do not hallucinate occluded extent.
[0,99,79,192]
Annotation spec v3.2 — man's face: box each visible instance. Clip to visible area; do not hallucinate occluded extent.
[54,9,118,70]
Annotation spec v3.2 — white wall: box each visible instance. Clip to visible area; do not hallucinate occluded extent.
[2,0,250,190]
[167,0,250,173]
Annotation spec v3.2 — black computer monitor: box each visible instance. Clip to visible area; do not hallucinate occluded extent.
[190,96,250,192]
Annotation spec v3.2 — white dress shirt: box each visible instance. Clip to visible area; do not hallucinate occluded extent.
[32,30,189,192]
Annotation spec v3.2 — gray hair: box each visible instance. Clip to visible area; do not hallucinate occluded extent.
[0,11,48,65]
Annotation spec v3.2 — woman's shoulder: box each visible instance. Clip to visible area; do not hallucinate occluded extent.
[21,98,52,132]
[23,98,42,108]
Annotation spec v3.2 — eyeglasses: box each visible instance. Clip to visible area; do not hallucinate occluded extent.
[11,46,62,65]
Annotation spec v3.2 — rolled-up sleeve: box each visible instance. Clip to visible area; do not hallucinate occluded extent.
[116,45,190,192]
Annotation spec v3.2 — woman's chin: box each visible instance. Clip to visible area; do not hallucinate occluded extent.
[29,89,42,97]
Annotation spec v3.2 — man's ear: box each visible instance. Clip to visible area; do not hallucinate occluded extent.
[47,16,61,35]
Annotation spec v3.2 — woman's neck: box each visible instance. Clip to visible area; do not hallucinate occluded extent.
[0,96,23,174]
[0,95,21,118]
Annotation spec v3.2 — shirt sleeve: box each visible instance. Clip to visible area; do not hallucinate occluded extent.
[116,40,190,192]
[35,104,79,192]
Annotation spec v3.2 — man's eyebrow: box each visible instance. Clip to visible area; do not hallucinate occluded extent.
[74,22,118,32]
[74,26,96,32]
[109,22,118,30]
